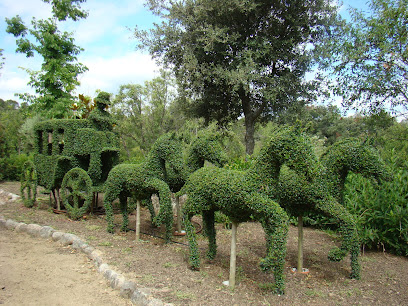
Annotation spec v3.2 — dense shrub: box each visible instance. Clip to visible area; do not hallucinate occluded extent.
[0,153,32,181]
[344,169,408,256]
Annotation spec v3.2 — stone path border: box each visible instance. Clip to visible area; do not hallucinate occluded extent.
[0,189,170,306]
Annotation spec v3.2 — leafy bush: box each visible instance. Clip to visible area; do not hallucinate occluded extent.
[0,153,32,181]
[344,169,408,256]
[304,168,408,256]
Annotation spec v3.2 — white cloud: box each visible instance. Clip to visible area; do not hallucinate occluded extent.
[0,72,32,101]
[0,0,160,103]
[77,51,159,96]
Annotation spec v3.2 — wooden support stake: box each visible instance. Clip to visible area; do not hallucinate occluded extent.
[229,221,238,290]
[297,215,303,273]
[175,195,182,233]
[135,199,141,241]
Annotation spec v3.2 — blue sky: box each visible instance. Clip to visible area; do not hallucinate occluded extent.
[0,0,369,104]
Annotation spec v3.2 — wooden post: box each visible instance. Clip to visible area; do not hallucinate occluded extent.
[297,215,303,272]
[176,195,182,233]
[135,199,141,241]
[229,221,238,290]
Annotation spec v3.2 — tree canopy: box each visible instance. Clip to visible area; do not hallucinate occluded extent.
[316,0,408,118]
[136,0,337,154]
[5,0,88,119]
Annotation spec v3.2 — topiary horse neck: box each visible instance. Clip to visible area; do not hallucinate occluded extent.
[320,138,392,204]
[144,133,185,182]
[245,127,318,193]
[179,126,317,294]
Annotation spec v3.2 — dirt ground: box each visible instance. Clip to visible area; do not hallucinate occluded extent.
[1,181,408,305]
[0,229,131,305]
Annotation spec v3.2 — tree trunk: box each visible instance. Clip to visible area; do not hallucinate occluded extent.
[244,116,256,156]
[240,87,266,156]
[297,216,303,272]
[229,221,238,290]
[135,199,141,241]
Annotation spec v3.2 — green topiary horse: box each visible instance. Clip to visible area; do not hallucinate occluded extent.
[104,133,185,242]
[277,137,392,279]
[104,131,228,242]
[178,127,318,294]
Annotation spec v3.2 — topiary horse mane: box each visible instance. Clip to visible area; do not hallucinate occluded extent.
[278,137,392,280]
[178,126,317,294]
[104,133,185,242]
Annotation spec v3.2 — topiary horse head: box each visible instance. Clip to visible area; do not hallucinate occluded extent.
[178,126,317,294]
[166,131,229,193]
[104,133,185,242]
[320,137,393,204]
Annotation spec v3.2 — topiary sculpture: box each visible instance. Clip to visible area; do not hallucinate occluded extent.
[277,137,392,279]
[160,131,228,233]
[178,127,318,294]
[104,133,185,242]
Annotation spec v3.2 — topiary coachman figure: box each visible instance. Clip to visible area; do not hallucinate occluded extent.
[178,126,318,294]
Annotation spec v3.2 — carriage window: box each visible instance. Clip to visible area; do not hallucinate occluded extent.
[47,131,53,155]
[37,131,43,154]
[58,128,64,154]
[75,154,90,171]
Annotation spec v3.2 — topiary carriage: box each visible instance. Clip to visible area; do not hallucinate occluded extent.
[20,92,120,219]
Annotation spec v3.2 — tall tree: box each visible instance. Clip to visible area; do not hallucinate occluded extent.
[112,70,181,160]
[136,0,337,154]
[316,0,408,118]
[5,0,88,119]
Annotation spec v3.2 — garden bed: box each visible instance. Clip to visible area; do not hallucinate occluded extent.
[1,181,407,305]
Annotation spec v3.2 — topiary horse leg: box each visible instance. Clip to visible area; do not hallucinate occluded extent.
[104,188,118,233]
[316,198,361,279]
[183,211,200,270]
[145,178,173,243]
[203,210,217,260]
[143,197,157,226]
[249,194,289,295]
[119,193,129,232]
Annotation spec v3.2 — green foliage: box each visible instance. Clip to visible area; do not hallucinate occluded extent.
[316,0,408,115]
[344,169,408,256]
[0,153,32,181]
[112,71,182,161]
[43,0,88,22]
[179,126,321,294]
[33,116,119,191]
[137,0,337,154]
[279,136,393,279]
[18,98,119,215]
[20,160,37,208]
[5,1,88,118]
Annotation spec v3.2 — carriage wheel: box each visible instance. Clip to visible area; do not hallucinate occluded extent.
[61,168,93,220]
[20,160,37,208]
